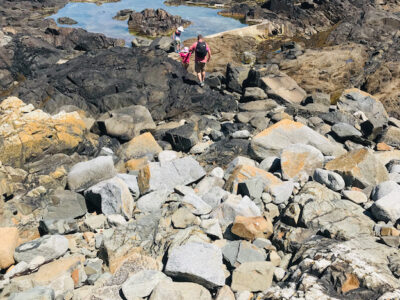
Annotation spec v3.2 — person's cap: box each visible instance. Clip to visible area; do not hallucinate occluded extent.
[178,26,184,32]
[183,47,189,53]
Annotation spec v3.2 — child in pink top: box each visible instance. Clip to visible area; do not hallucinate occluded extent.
[179,47,191,71]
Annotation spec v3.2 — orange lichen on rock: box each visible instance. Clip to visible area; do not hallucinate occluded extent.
[0,97,87,167]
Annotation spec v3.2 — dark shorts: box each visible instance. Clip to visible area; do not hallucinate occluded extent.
[195,61,206,73]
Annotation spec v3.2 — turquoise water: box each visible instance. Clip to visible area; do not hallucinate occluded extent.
[49,0,247,45]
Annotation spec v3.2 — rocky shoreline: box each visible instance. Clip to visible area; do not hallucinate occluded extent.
[1,0,400,299]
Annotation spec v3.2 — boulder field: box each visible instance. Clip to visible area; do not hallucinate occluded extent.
[2,0,400,299]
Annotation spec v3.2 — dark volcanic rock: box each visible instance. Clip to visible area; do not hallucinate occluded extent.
[128,8,191,37]
[8,47,237,119]
[57,17,78,25]
[113,9,134,21]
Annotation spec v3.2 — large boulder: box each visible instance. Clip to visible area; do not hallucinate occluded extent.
[280,144,324,181]
[118,132,162,160]
[0,97,87,168]
[67,156,116,192]
[337,89,389,140]
[99,105,155,141]
[165,123,199,152]
[44,190,87,220]
[165,242,225,289]
[138,156,206,194]
[84,176,135,219]
[371,189,400,223]
[226,64,250,93]
[259,72,306,104]
[250,119,345,160]
[325,148,389,188]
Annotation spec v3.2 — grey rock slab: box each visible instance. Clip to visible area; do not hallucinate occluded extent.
[165,242,225,289]
[231,261,275,292]
[371,189,400,223]
[269,180,294,205]
[243,87,268,101]
[172,207,197,228]
[180,194,212,215]
[149,281,212,300]
[238,100,278,112]
[138,156,206,194]
[9,286,55,300]
[371,180,400,201]
[136,189,169,213]
[222,240,241,267]
[224,156,256,180]
[236,241,267,264]
[116,173,140,200]
[211,195,261,228]
[260,73,306,104]
[14,235,68,264]
[165,123,199,152]
[84,176,134,219]
[237,176,267,199]
[45,190,87,220]
[122,270,171,300]
[201,218,223,239]
[331,122,362,139]
[195,176,224,196]
[68,156,116,192]
[232,130,250,139]
[84,214,107,231]
[300,182,374,240]
[313,168,345,191]
[250,119,345,161]
[101,105,155,141]
[201,186,229,209]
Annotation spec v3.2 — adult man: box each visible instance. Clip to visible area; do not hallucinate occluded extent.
[189,34,211,87]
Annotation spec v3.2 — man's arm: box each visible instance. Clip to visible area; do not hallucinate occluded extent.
[207,47,211,62]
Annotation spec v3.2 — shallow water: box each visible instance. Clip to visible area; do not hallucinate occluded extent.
[49,0,247,45]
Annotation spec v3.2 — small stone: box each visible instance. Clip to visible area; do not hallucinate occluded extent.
[377,142,393,151]
[181,194,212,215]
[313,168,345,191]
[14,235,68,265]
[201,218,223,239]
[210,167,224,179]
[172,207,197,228]
[282,203,301,226]
[84,214,107,231]
[215,285,235,300]
[122,270,171,300]
[331,122,362,139]
[236,241,267,264]
[343,190,368,204]
[107,214,128,227]
[231,216,273,240]
[371,189,400,223]
[158,150,180,163]
[274,267,286,281]
[149,281,212,300]
[235,291,254,300]
[165,242,225,289]
[190,141,212,154]
[268,251,281,266]
[232,130,250,139]
[231,261,275,292]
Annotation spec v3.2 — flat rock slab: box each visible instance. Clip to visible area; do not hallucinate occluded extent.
[138,156,206,194]
[14,235,68,264]
[45,190,87,220]
[165,242,225,289]
[371,189,400,223]
[9,286,55,300]
[260,73,306,104]
[250,119,345,160]
[67,156,116,192]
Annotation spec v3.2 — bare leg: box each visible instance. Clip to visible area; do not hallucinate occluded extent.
[201,71,206,82]
[197,72,202,83]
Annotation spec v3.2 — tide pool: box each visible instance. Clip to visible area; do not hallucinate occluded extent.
[49,0,247,45]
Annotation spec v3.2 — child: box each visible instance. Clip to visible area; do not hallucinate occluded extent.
[173,26,184,52]
[179,47,191,71]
